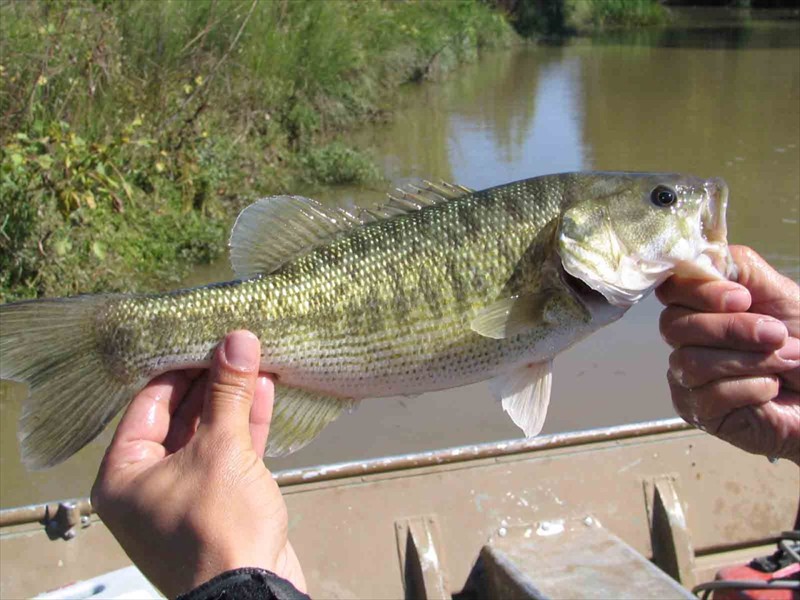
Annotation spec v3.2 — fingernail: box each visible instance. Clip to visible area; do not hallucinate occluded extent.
[224,331,259,370]
[777,337,800,362]
[756,319,787,346]
[722,288,750,312]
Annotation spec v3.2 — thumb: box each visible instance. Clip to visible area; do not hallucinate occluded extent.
[732,246,800,337]
[200,330,262,439]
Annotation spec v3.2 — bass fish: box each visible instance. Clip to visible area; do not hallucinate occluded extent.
[0,172,735,469]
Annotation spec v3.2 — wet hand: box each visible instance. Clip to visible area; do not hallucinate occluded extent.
[657,246,800,464]
[91,331,306,598]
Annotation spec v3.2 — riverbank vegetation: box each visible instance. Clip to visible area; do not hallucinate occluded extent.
[0,0,512,301]
[506,0,667,37]
[0,0,675,302]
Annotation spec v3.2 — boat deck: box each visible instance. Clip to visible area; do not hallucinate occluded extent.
[1,419,797,598]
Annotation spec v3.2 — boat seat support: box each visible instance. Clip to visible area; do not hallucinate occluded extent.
[644,475,696,588]
[458,517,695,599]
[395,515,451,600]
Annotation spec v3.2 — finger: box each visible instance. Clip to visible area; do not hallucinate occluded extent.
[660,307,787,351]
[714,391,800,464]
[249,375,274,458]
[200,330,262,439]
[668,371,780,427]
[779,364,800,394]
[114,371,195,445]
[731,246,800,337]
[163,372,209,453]
[669,338,800,388]
[656,277,751,313]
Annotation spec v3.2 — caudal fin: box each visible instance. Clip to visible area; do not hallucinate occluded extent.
[0,296,131,469]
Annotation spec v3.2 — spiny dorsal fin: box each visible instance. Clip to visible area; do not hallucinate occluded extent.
[386,180,473,208]
[229,180,474,279]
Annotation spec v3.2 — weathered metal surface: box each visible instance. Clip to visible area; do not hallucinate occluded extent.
[644,476,696,588]
[395,516,450,599]
[1,516,131,599]
[0,498,92,528]
[0,420,691,528]
[273,419,692,487]
[478,519,695,599]
[1,423,797,599]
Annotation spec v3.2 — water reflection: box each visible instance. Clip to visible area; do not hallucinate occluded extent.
[2,9,798,507]
[590,8,800,49]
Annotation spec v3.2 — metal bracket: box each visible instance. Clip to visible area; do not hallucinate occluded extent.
[395,515,450,600]
[644,475,696,588]
[42,501,90,541]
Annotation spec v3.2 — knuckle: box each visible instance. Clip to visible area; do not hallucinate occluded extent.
[722,314,743,343]
[739,245,759,266]
[659,308,682,345]
[667,371,694,419]
[669,349,701,388]
[210,380,250,406]
[89,483,105,515]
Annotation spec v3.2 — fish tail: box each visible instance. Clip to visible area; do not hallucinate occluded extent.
[0,295,131,469]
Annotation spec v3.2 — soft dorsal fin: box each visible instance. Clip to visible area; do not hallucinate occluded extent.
[229,181,474,278]
[229,195,362,278]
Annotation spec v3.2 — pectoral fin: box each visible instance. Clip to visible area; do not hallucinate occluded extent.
[470,287,589,340]
[489,361,553,437]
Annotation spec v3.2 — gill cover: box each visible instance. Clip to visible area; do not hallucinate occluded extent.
[557,203,673,308]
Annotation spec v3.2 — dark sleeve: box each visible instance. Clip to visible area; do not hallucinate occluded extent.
[175,567,310,600]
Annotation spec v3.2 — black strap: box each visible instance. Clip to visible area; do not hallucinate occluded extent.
[176,567,310,600]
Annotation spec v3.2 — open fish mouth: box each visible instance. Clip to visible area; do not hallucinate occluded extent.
[697,178,738,281]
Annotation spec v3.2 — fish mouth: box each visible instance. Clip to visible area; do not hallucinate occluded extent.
[672,177,737,282]
[702,178,729,245]
[700,178,738,281]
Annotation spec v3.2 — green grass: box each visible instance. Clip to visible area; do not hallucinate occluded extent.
[0,0,514,302]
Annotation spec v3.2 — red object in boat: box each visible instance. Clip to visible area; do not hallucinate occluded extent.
[711,562,800,600]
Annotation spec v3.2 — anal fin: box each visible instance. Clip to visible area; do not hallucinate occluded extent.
[489,361,553,438]
[265,384,357,458]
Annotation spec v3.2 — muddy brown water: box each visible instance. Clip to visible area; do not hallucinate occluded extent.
[2,8,798,508]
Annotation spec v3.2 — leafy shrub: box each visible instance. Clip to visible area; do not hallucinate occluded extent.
[298,143,380,186]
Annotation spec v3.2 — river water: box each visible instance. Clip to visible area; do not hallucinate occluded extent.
[1,8,798,507]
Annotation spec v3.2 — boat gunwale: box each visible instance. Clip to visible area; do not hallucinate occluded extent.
[0,417,691,527]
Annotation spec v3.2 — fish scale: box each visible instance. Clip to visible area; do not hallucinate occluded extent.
[0,172,734,468]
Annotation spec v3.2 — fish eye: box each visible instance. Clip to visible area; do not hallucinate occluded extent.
[650,185,677,208]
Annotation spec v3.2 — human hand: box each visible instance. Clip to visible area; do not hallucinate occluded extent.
[91,330,306,598]
[657,246,799,464]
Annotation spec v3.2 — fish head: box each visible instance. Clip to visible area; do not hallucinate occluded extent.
[557,172,736,308]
